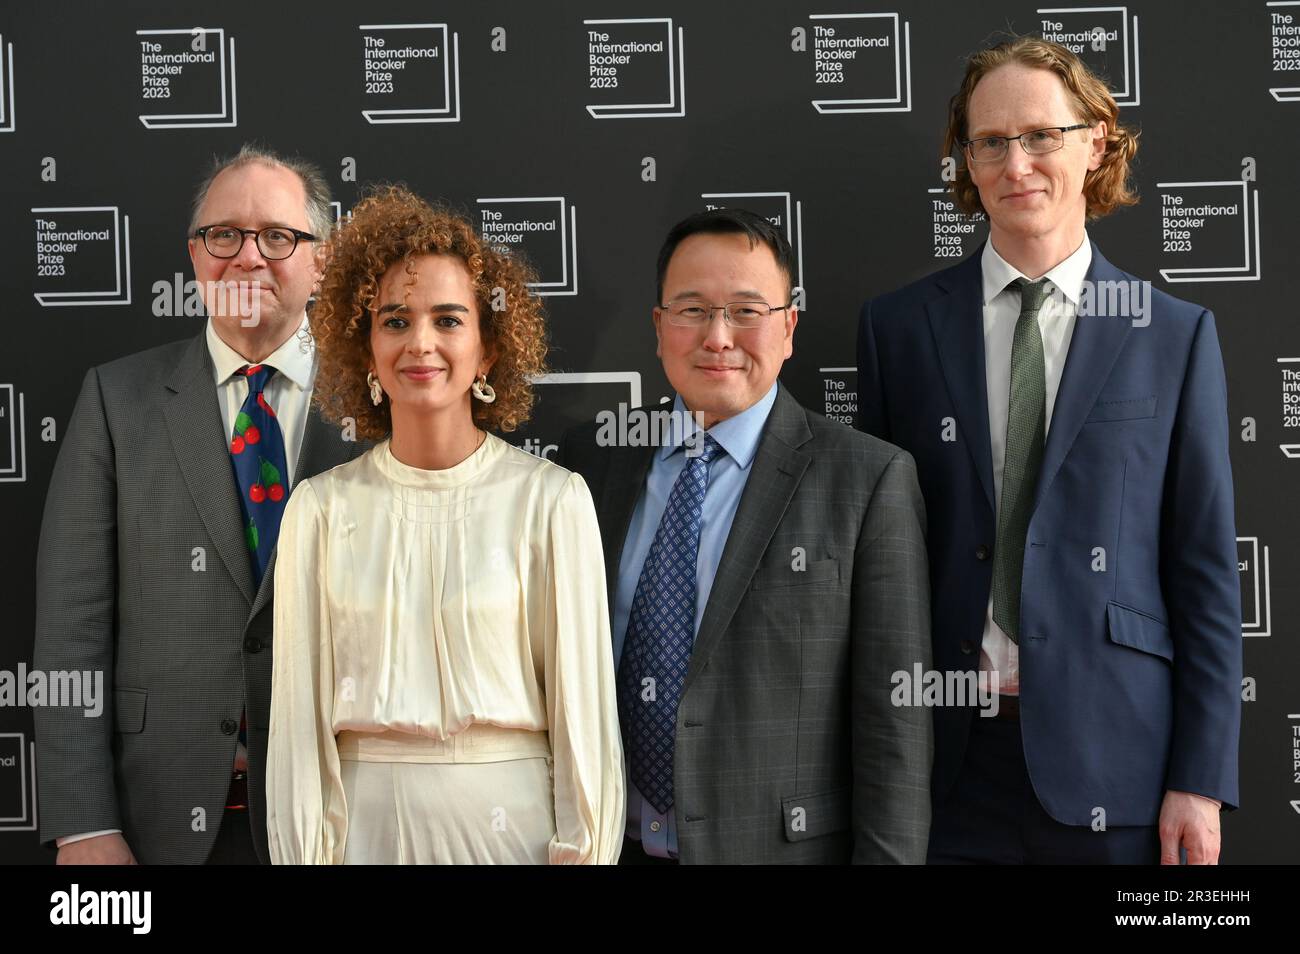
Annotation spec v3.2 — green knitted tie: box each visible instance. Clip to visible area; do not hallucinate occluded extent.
[991,278,1050,643]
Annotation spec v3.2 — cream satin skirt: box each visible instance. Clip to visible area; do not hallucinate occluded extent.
[337,725,557,864]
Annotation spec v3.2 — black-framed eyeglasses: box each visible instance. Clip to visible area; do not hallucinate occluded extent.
[960,124,1092,164]
[659,299,789,329]
[194,224,318,260]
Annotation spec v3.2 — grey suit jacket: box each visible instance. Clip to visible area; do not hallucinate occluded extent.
[558,383,933,863]
[33,330,366,864]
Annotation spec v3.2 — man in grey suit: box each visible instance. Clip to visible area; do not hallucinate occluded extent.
[33,145,365,864]
[558,209,932,863]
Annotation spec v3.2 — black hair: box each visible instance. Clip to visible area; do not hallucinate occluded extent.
[655,207,796,303]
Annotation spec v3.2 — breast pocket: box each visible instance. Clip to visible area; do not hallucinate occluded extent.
[1084,396,1157,423]
[750,557,840,591]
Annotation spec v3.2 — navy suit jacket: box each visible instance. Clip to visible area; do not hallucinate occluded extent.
[857,241,1241,827]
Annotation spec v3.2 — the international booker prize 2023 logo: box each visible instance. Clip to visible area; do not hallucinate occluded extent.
[359,21,461,124]
[137,27,237,128]
[794,11,913,114]
[0,33,14,133]
[584,17,685,118]
[476,196,578,296]
[0,383,27,483]
[1267,0,1300,101]
[32,206,132,307]
[0,733,37,832]
[1037,5,1141,106]
[1155,163,1261,283]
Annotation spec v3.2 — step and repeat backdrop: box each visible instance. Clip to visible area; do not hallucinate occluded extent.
[0,1,1295,863]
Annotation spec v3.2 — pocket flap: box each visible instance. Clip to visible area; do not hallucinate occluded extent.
[1085,396,1157,423]
[751,558,840,590]
[781,787,851,842]
[115,688,147,734]
[1106,602,1173,662]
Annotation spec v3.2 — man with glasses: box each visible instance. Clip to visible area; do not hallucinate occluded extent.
[857,38,1241,864]
[34,145,366,863]
[559,208,932,863]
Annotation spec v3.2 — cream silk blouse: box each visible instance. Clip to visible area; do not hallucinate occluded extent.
[266,433,625,864]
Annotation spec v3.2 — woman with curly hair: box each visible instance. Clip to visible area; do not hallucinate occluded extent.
[266,186,624,864]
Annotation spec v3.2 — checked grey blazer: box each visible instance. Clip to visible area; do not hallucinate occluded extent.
[33,330,365,864]
[558,383,933,864]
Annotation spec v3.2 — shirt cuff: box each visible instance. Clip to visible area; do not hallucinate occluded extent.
[57,828,122,848]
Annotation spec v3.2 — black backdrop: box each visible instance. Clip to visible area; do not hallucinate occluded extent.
[1,1,1296,864]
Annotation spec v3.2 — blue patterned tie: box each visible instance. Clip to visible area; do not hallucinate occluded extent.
[228,364,290,587]
[618,433,725,814]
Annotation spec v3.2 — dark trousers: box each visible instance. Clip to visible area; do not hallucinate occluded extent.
[927,711,1160,864]
[205,808,261,865]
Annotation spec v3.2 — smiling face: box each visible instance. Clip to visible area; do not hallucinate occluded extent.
[965,63,1106,257]
[653,232,797,429]
[186,162,320,334]
[367,253,493,422]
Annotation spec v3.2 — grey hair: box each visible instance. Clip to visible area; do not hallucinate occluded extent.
[187,143,333,240]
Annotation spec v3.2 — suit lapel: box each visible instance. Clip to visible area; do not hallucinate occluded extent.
[1031,243,1132,513]
[597,444,655,624]
[162,334,256,608]
[683,385,811,692]
[927,251,996,513]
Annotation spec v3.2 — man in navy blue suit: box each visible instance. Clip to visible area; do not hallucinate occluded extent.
[857,37,1241,864]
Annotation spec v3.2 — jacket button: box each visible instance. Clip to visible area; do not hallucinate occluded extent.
[243,637,263,654]
[959,639,976,655]
[221,719,238,735]
[975,544,990,561]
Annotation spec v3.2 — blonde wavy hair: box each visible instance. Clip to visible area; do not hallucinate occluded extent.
[310,185,548,440]
[943,36,1139,219]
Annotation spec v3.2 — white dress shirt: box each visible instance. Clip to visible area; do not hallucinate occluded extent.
[979,235,1092,695]
[58,315,316,850]
[207,313,317,487]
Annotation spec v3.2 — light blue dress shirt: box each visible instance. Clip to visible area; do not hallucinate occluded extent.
[614,382,779,859]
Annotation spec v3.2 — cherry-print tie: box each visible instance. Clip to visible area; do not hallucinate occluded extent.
[228,364,289,587]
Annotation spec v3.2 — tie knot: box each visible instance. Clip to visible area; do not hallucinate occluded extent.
[238,364,277,393]
[1011,278,1052,317]
[686,432,724,465]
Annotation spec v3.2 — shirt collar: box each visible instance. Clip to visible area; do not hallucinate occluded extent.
[980,231,1093,308]
[657,381,779,470]
[206,313,315,390]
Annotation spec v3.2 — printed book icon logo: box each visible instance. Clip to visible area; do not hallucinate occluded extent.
[136,28,238,129]
[1279,357,1300,458]
[359,23,461,124]
[1037,5,1141,106]
[700,192,805,295]
[1238,537,1272,637]
[513,372,644,460]
[809,12,912,114]
[1157,178,1261,283]
[0,34,14,133]
[0,734,37,831]
[32,206,133,307]
[0,384,27,483]
[1269,1,1300,101]
[584,18,686,119]
[475,196,578,296]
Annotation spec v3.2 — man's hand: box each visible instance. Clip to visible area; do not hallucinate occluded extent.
[56,832,137,865]
[1158,790,1221,865]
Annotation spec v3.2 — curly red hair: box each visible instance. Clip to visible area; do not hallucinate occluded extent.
[310,185,549,440]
